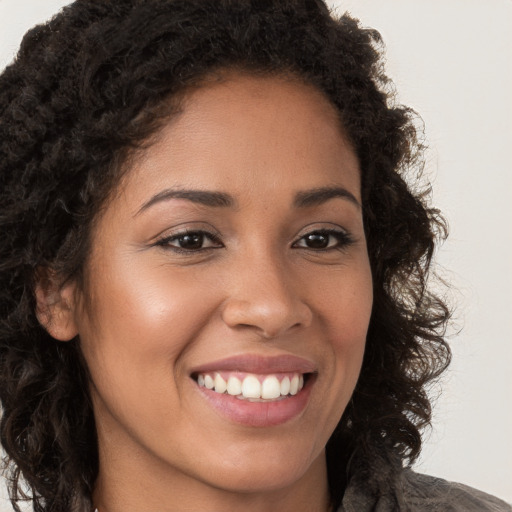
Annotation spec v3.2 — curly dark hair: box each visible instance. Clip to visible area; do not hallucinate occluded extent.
[0,0,450,510]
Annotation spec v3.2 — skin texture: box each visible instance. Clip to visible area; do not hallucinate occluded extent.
[42,74,373,512]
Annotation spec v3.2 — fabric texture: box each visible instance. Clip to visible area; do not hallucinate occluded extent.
[338,468,512,511]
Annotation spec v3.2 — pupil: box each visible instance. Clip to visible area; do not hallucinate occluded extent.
[179,233,203,249]
[306,233,328,248]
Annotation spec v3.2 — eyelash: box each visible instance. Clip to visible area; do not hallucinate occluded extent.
[154,228,354,254]
[292,228,355,251]
[154,229,223,254]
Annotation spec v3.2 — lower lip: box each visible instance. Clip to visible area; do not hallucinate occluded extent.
[195,376,314,427]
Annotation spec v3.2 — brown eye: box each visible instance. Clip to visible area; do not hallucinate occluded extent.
[156,230,223,252]
[176,233,205,250]
[303,232,330,249]
[293,229,354,251]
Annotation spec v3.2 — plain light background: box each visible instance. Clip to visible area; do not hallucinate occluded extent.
[0,0,511,509]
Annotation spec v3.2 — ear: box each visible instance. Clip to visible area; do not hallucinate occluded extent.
[34,268,79,342]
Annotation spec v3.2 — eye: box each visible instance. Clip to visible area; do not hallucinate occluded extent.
[293,229,354,250]
[155,230,223,252]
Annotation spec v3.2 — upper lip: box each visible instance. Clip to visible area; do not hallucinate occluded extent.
[190,354,317,375]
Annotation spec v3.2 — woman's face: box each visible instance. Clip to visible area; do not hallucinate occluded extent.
[72,74,373,500]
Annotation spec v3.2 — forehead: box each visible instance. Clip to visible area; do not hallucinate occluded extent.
[119,73,360,209]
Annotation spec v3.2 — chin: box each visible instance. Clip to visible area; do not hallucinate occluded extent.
[196,441,326,495]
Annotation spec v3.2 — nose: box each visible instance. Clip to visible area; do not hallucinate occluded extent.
[221,252,313,339]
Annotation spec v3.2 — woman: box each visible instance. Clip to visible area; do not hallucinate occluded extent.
[0,1,509,511]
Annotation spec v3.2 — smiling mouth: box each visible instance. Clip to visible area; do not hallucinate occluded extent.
[193,372,310,402]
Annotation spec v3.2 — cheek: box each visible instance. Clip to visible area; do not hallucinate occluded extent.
[75,263,225,438]
[76,259,222,391]
[317,262,373,340]
[315,261,372,382]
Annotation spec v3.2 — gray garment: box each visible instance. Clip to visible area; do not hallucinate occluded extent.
[338,469,511,511]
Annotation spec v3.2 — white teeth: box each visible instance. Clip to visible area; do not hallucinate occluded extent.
[214,373,227,393]
[261,375,281,399]
[204,374,214,389]
[226,376,242,396]
[280,376,290,395]
[241,375,261,398]
[289,374,299,395]
[196,372,306,400]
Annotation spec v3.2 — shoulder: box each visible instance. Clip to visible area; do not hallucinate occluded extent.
[398,469,512,512]
[338,468,511,512]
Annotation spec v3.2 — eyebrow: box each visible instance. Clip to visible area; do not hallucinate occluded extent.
[136,184,360,216]
[136,189,235,215]
[293,186,361,209]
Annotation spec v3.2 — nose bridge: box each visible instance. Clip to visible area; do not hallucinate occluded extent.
[221,244,312,338]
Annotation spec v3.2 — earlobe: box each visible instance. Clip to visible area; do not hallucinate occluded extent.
[34,269,79,342]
